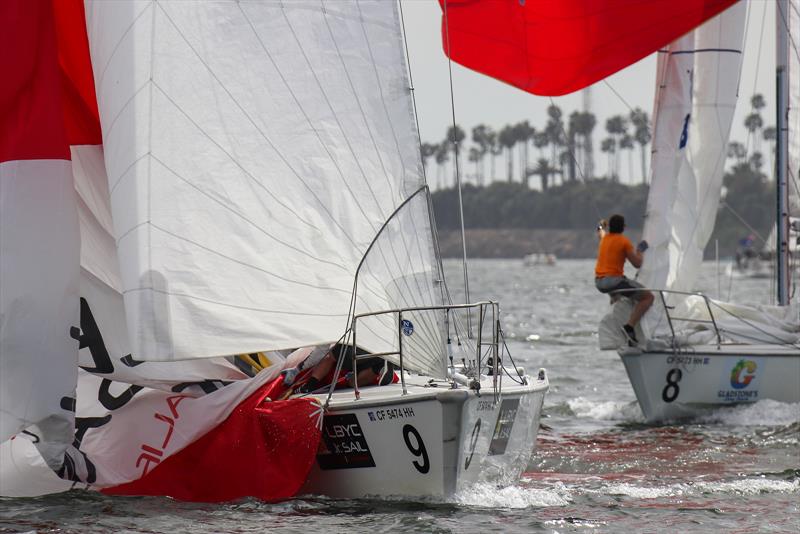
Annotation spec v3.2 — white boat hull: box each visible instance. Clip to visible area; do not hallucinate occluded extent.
[300,372,548,498]
[620,345,800,422]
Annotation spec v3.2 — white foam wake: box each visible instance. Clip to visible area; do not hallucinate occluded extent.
[454,482,571,508]
[600,478,799,499]
[567,397,644,422]
[696,400,800,426]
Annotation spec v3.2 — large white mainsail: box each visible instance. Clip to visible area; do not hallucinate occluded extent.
[84,0,444,374]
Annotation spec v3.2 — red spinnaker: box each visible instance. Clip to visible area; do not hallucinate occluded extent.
[438,0,740,96]
[105,378,323,503]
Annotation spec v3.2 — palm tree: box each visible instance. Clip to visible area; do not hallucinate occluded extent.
[468,147,481,184]
[532,158,558,191]
[600,137,616,180]
[488,130,501,183]
[420,142,437,178]
[763,126,777,173]
[514,121,534,184]
[744,112,764,154]
[629,108,651,183]
[498,125,517,182]
[751,93,766,111]
[620,133,634,183]
[727,141,747,164]
[434,142,450,189]
[578,111,597,179]
[545,105,565,182]
[566,111,581,182]
[471,124,492,185]
[605,115,628,181]
[446,125,466,186]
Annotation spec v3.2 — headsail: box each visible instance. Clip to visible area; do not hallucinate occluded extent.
[86,1,444,372]
[637,2,746,303]
[437,0,739,96]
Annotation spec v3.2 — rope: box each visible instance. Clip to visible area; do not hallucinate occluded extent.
[442,0,473,336]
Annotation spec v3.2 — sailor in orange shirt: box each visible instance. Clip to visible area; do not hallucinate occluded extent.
[595,214,654,345]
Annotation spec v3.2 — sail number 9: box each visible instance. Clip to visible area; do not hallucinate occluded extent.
[662,368,683,403]
[402,424,430,474]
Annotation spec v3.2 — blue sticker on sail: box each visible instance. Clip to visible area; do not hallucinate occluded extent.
[401,319,414,336]
[679,113,691,148]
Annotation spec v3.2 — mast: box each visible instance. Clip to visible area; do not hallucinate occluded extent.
[776,0,791,305]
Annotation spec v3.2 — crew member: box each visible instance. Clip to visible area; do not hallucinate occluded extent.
[594,214,654,345]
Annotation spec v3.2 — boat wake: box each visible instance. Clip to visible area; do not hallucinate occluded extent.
[599,477,799,499]
[694,400,800,426]
[565,397,644,422]
[453,482,571,508]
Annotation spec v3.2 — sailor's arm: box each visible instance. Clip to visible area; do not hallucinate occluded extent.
[626,240,648,268]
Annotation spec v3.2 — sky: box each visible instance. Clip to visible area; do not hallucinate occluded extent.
[401,0,778,189]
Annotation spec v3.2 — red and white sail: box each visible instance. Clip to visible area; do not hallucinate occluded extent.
[0,0,82,465]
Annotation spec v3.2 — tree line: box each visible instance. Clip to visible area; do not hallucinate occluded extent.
[422,104,651,189]
[430,93,777,259]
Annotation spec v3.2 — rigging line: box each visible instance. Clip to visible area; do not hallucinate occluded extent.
[602,80,635,114]
[154,3,361,250]
[745,0,767,156]
[147,152,350,272]
[719,199,767,243]
[268,0,437,312]
[442,0,472,332]
[341,1,439,304]
[776,0,800,64]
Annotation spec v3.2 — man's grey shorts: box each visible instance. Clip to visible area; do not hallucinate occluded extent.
[595,276,647,300]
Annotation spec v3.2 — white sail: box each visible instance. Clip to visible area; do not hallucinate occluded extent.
[84,1,445,373]
[638,2,746,333]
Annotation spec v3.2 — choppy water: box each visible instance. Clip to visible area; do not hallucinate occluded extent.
[2,259,798,533]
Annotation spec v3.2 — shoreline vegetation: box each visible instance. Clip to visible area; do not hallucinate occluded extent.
[432,165,774,259]
[427,94,776,260]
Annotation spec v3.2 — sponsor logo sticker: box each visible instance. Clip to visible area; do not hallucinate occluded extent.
[401,319,414,336]
[488,398,520,456]
[718,358,762,402]
[317,414,375,470]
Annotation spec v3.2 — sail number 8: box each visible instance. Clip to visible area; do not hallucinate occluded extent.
[402,424,430,474]
[662,368,683,403]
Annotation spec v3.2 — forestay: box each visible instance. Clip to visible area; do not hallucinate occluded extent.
[85,1,445,373]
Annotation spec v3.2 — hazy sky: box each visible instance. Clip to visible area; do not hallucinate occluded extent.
[402,0,778,188]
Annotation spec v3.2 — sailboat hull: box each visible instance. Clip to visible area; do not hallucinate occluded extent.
[620,345,800,422]
[300,372,548,498]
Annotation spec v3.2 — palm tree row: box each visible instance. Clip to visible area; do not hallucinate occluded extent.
[422,106,651,190]
[726,93,776,172]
